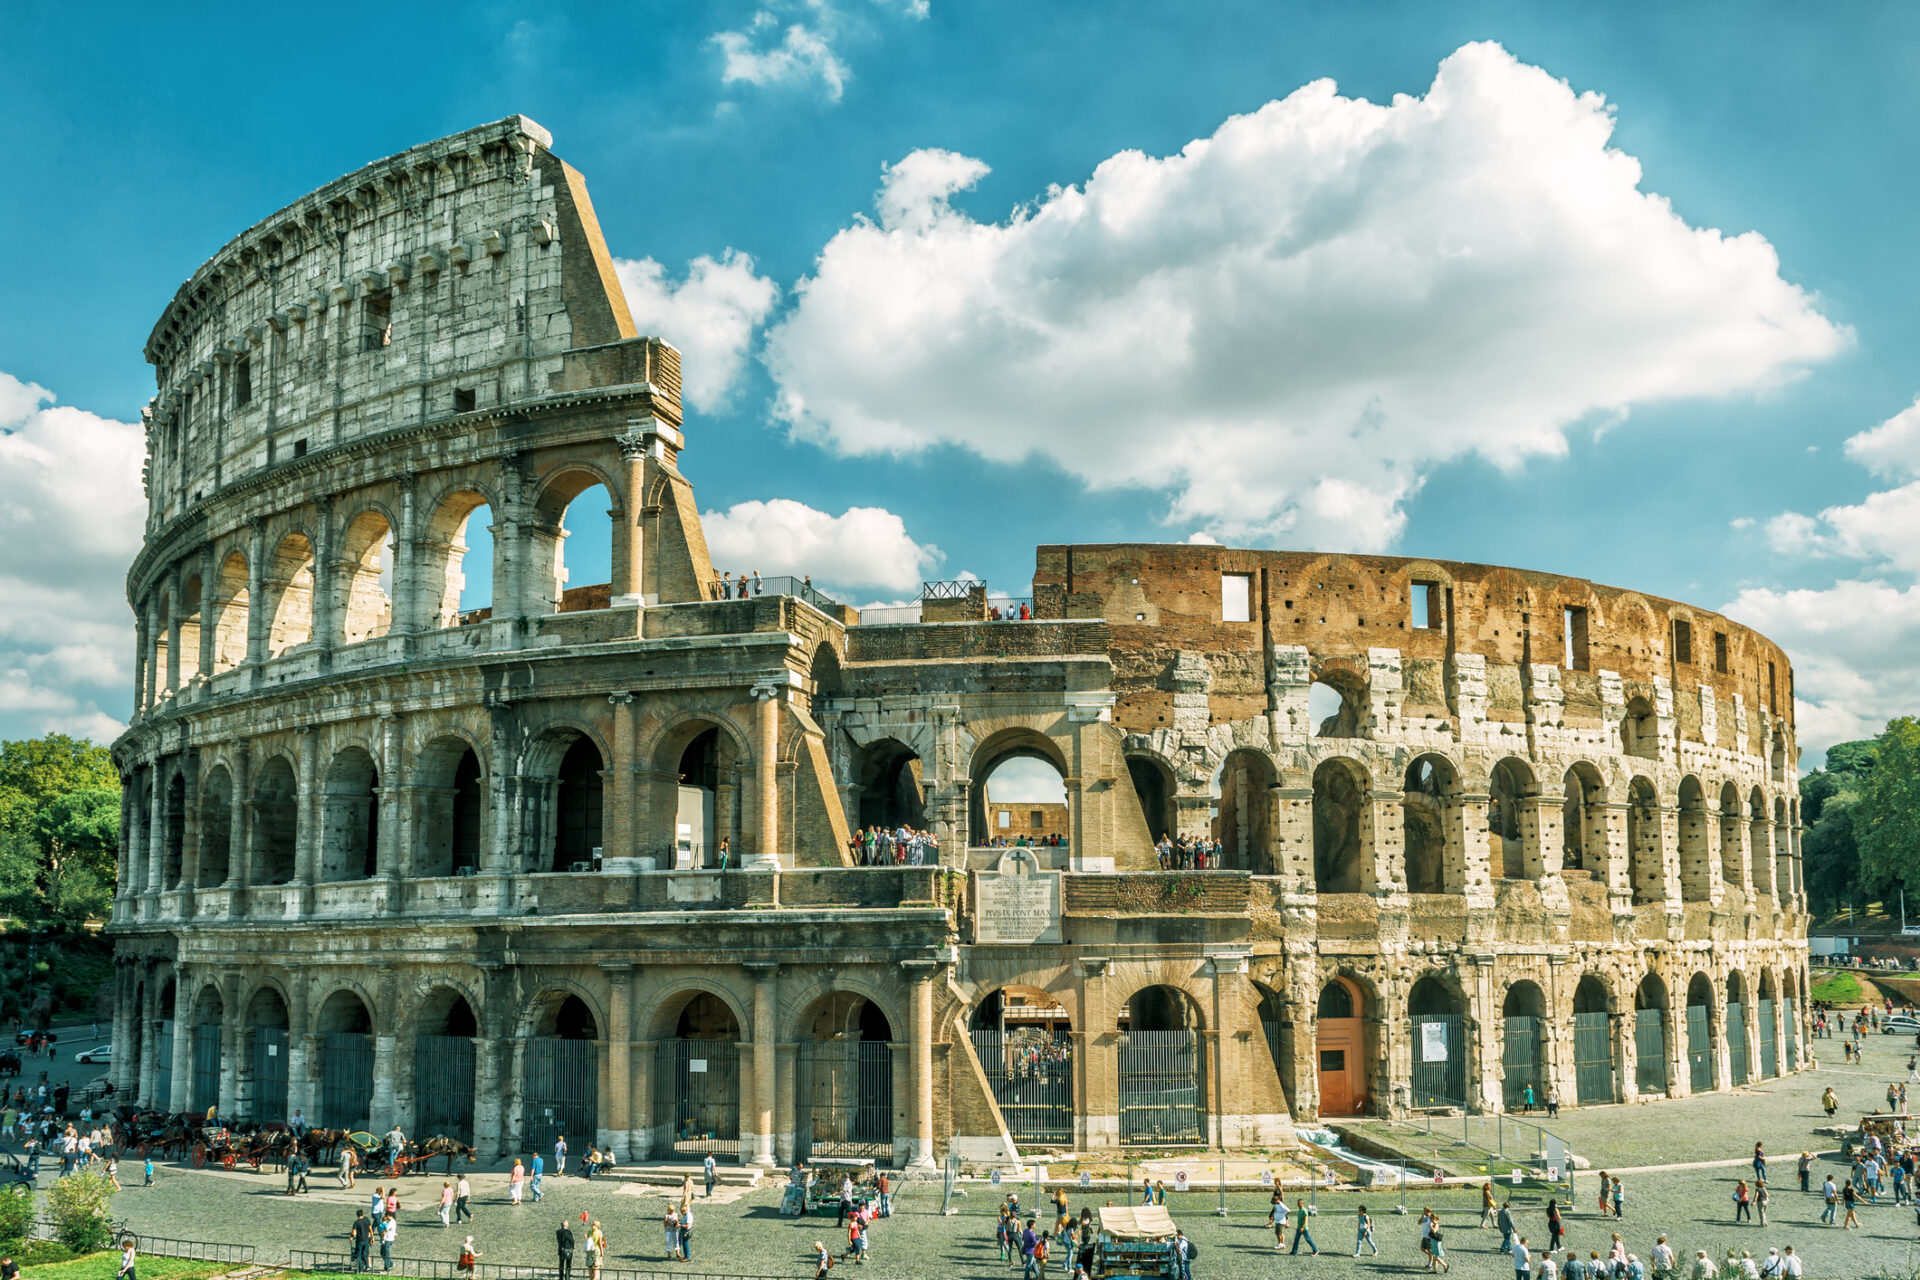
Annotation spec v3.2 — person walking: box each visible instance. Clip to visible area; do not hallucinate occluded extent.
[1020,1219,1040,1280]
[531,1151,544,1202]
[1610,1175,1623,1219]
[1289,1197,1318,1255]
[1597,1172,1612,1218]
[704,1151,716,1197]
[438,1181,453,1227]
[1796,1152,1811,1194]
[1820,1174,1838,1224]
[1546,1086,1561,1119]
[1842,1178,1860,1228]
[554,1133,567,1177]
[1512,1237,1532,1280]
[380,1212,397,1272]
[1546,1199,1564,1253]
[116,1236,136,1280]
[1650,1237,1676,1280]
[340,1146,355,1189]
[455,1174,473,1223]
[457,1237,479,1279]
[1733,1179,1752,1222]
[1496,1200,1516,1254]
[878,1171,892,1218]
[814,1241,833,1280]
[143,1157,153,1188]
[350,1211,374,1274]
[1482,1181,1497,1228]
[557,1221,575,1280]
[1427,1216,1449,1273]
[678,1200,693,1262]
[589,1221,606,1280]
[510,1158,525,1205]
[1523,1082,1536,1113]
[1822,1087,1837,1118]
[1171,1230,1191,1280]
[1269,1188,1288,1249]
[1754,1180,1769,1226]
[1753,1143,1767,1185]
[1354,1203,1378,1256]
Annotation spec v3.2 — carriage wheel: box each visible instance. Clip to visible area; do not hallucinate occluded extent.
[221,1153,236,1170]
[190,1144,207,1169]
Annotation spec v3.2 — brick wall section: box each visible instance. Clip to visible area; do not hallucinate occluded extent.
[846,620,1110,663]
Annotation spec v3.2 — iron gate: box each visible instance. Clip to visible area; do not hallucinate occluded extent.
[1501,1016,1543,1109]
[191,1023,222,1115]
[416,1035,476,1143]
[321,1032,375,1132]
[153,1021,174,1112]
[251,1028,289,1124]
[1686,1004,1714,1093]
[796,1039,893,1160]
[1726,1002,1749,1084]
[1634,1008,1667,1095]
[1573,1011,1614,1105]
[654,1039,739,1158]
[525,1038,597,1155]
[972,1029,1073,1145]
[1784,997,1798,1070]
[1758,999,1778,1078]
[1118,1030,1202,1144]
[1409,1014,1466,1108]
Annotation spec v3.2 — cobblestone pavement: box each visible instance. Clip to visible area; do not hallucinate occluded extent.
[47,1026,1920,1279]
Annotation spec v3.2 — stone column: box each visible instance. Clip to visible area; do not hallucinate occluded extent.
[110,964,133,1097]
[747,680,784,870]
[165,571,183,694]
[133,615,150,714]
[369,969,398,1131]
[602,964,633,1160]
[1467,954,1500,1113]
[218,975,242,1116]
[245,518,268,677]
[474,965,510,1157]
[146,762,167,906]
[1456,791,1494,904]
[377,713,404,906]
[311,495,337,670]
[199,543,219,680]
[179,752,202,906]
[1271,786,1314,892]
[747,962,778,1166]
[229,744,252,893]
[903,958,940,1168]
[606,694,635,860]
[284,973,312,1120]
[493,451,525,647]
[169,973,194,1113]
[1362,789,1408,894]
[293,727,317,892]
[774,1042,798,1166]
[390,475,420,642]
[613,432,647,604]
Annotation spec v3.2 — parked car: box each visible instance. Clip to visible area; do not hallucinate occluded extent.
[73,1044,110,1064]
[1881,1016,1920,1036]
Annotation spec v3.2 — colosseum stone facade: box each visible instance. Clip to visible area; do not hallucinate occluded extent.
[108,116,1811,1168]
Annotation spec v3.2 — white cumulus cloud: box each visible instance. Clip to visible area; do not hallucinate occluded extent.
[615,252,779,412]
[709,0,925,102]
[700,498,941,594]
[765,41,1847,551]
[0,371,145,744]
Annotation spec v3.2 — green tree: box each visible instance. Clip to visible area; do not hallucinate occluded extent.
[44,1169,114,1252]
[0,735,115,838]
[1855,717,1920,901]
[1803,787,1861,915]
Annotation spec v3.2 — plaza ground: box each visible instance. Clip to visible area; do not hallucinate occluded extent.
[37,1021,1920,1280]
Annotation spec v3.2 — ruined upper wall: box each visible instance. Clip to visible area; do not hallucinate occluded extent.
[138,116,676,529]
[1032,543,1796,765]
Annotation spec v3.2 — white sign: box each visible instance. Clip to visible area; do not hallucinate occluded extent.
[1259,1170,1274,1187]
[990,1170,1002,1186]
[1420,1021,1449,1063]
[973,872,1064,945]
[689,1059,708,1073]
[1433,1171,1444,1187]
[1037,1165,1049,1184]
[1547,1166,1560,1182]
[1173,1170,1189,1191]
[1511,1167,1523,1185]
[1079,1172,1092,1188]
[267,1044,277,1057]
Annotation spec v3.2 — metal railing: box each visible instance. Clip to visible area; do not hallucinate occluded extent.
[31,1222,254,1264]
[709,574,840,613]
[288,1251,790,1280]
[1354,1110,1575,1191]
[855,604,922,625]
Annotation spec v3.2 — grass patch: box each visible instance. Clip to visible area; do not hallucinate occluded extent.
[1811,969,1866,1004]
[11,1255,231,1280]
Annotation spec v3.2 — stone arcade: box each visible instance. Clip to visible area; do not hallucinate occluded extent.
[108,116,1811,1167]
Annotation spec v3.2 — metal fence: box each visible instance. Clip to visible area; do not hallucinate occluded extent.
[1409,1014,1465,1108]
[418,1035,477,1144]
[796,1039,892,1161]
[1726,1001,1749,1084]
[655,1038,739,1159]
[191,1023,221,1115]
[1573,1011,1614,1105]
[527,1037,597,1155]
[1118,1030,1202,1144]
[288,1251,791,1280]
[972,1029,1073,1145]
[1634,1007,1668,1095]
[33,1223,254,1265]
[253,1027,289,1124]
[1501,1016,1542,1109]
[1758,999,1778,1078]
[712,574,840,614]
[1686,1004,1714,1093]
[323,1032,375,1132]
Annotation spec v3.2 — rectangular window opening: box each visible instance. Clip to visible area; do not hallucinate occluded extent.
[1221,572,1252,623]
[1714,631,1729,674]
[1030,810,1044,829]
[453,386,476,413]
[233,356,252,409]
[1768,661,1777,712]
[1563,605,1590,671]
[292,438,308,458]
[360,292,392,354]
[1672,618,1693,665]
[1411,580,1442,630]
[997,810,1012,829]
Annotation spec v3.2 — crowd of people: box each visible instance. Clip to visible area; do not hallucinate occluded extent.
[847,826,940,867]
[1154,835,1226,870]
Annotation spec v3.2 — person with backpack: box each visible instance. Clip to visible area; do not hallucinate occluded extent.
[1354,1204,1378,1256]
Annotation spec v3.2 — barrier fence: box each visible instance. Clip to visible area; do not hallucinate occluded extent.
[288,1250,790,1280]
[31,1222,255,1265]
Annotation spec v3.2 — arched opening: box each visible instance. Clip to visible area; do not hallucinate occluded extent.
[1315,976,1370,1116]
[969,986,1073,1145]
[807,644,842,712]
[856,739,925,831]
[1117,985,1203,1143]
[526,994,599,1154]
[534,473,616,615]
[1634,975,1670,1095]
[424,491,494,626]
[414,739,485,878]
[1561,763,1606,875]
[970,732,1068,849]
[415,989,478,1143]
[1488,758,1535,880]
[1677,776,1710,903]
[1308,676,1364,738]
[337,509,395,645]
[320,748,380,882]
[1718,781,1746,889]
[1621,696,1658,761]
[1725,971,1750,1085]
[1571,976,1615,1105]
[163,771,186,890]
[245,986,290,1125]
[653,992,738,1160]
[1215,748,1276,872]
[797,993,896,1160]
[1756,970,1779,1078]
[265,533,315,657]
[199,765,232,887]
[674,727,735,868]
[212,552,251,673]
[317,990,375,1131]
[1748,788,1774,896]
[1685,973,1716,1093]
[177,576,203,685]
[1408,975,1467,1108]
[1312,758,1367,893]
[250,757,298,886]
[190,985,223,1117]
[1402,754,1459,894]
[1126,755,1175,845]
[1771,727,1786,784]
[547,736,605,872]
[1501,981,1548,1110]
[1773,797,1791,901]
[1626,777,1664,905]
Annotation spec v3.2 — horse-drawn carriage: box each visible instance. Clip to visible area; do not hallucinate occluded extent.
[384,1135,478,1178]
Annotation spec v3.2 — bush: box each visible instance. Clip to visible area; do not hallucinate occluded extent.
[0,1185,32,1245]
[45,1172,112,1253]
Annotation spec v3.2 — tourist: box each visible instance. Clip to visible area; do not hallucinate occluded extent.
[1427,1215,1448,1272]
[455,1174,473,1222]
[1512,1236,1531,1280]
[1796,1152,1811,1193]
[677,1202,692,1262]
[1546,1199,1564,1252]
[1597,1172,1612,1217]
[1523,1082,1537,1112]
[1819,1174,1837,1223]
[1547,1086,1561,1118]
[439,1181,453,1227]
[143,1156,153,1188]
[116,1236,136,1280]
[556,1220,575,1280]
[1733,1178,1753,1222]
[340,1145,356,1189]
[554,1133,568,1177]
[510,1157,525,1203]
[1608,1235,1627,1275]
[1497,1199,1516,1253]
[1268,1186,1288,1248]
[350,1211,373,1274]
[380,1212,397,1272]
[531,1150,544,1202]
[1841,1176,1860,1228]
[1289,1197,1318,1255]
[589,1220,606,1280]
[704,1150,717,1197]
[814,1241,832,1280]
[1691,1250,1718,1278]
[1754,1179,1769,1226]
[1481,1180,1497,1227]
[998,1205,1014,1263]
[1650,1236,1676,1280]
[1020,1218,1039,1279]
[1753,1143,1767,1184]
[1778,1246,1801,1278]
[1354,1203,1378,1256]
[878,1170,891,1217]
[457,1236,478,1278]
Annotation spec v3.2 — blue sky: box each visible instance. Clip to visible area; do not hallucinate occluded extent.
[4,1,1919,763]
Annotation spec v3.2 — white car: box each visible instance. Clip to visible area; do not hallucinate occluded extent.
[1881,1017,1920,1035]
[73,1045,111,1064]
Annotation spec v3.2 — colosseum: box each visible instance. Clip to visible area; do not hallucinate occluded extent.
[107,116,1811,1168]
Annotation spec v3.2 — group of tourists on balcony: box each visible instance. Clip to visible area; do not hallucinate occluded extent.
[1155,834,1223,871]
[714,570,765,599]
[848,825,940,867]
[984,833,1064,849]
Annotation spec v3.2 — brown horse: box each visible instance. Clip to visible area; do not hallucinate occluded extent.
[414,1136,478,1175]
